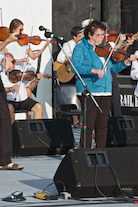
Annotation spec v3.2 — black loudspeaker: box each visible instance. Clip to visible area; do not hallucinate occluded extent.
[54,148,138,198]
[12,118,74,156]
[106,116,138,147]
[43,118,74,155]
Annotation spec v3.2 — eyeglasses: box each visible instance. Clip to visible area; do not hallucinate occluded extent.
[95,33,105,37]
[12,59,16,64]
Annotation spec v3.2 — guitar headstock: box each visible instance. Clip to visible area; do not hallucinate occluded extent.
[131,32,138,40]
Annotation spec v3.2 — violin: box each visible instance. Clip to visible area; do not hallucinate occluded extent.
[0,27,10,41]
[0,26,57,46]
[95,42,130,62]
[18,34,57,46]
[103,30,118,42]
[103,30,134,42]
[8,69,52,83]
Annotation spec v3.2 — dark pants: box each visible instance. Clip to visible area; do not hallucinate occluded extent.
[110,72,121,117]
[78,94,111,148]
[0,79,12,166]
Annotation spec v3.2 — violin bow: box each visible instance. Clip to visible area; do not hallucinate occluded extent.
[105,22,108,42]
[14,27,33,100]
[102,32,121,72]
[0,8,3,26]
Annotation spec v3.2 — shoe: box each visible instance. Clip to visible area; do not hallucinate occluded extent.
[0,165,10,170]
[73,123,82,128]
[0,163,24,170]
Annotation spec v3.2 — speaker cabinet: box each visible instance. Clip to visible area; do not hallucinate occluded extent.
[106,116,138,147]
[54,148,138,198]
[43,118,75,155]
[12,118,74,156]
[12,119,51,156]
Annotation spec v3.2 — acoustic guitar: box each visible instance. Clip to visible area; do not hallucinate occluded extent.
[54,61,74,83]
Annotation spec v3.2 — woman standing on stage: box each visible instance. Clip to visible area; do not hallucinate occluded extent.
[71,19,137,149]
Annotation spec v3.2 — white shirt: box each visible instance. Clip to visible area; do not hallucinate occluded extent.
[0,52,4,66]
[1,69,30,101]
[6,42,29,71]
[130,50,138,97]
[2,42,31,101]
[56,39,76,63]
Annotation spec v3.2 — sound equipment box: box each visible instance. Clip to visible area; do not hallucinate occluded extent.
[106,116,138,147]
[54,147,138,198]
[12,118,74,156]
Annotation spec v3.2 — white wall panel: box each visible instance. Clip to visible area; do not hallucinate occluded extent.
[0,0,52,118]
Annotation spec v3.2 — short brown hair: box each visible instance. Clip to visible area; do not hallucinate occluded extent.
[84,19,106,39]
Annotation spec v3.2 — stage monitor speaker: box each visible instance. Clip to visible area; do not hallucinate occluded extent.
[106,116,138,147]
[54,147,138,198]
[12,119,51,156]
[43,118,75,155]
[12,118,74,156]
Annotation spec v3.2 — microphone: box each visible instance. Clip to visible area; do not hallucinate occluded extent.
[90,4,96,10]
[45,32,64,41]
[39,26,64,41]
[39,26,50,32]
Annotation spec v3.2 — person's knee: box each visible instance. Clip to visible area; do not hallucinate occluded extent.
[32,102,43,113]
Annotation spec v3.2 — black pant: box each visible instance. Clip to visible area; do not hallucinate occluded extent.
[110,72,121,117]
[0,78,12,166]
[78,94,111,148]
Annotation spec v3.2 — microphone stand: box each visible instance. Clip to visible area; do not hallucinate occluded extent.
[45,35,60,119]
[55,41,103,148]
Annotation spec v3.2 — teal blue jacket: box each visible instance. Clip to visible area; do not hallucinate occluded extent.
[71,37,127,94]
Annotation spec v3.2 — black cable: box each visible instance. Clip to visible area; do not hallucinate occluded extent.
[94,164,108,198]
[107,163,126,197]
[122,128,133,147]
[34,131,55,154]
[94,162,129,199]
[42,180,66,197]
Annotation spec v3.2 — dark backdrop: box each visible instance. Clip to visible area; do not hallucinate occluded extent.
[102,0,138,74]
[52,0,138,69]
[52,0,101,55]
[52,0,138,116]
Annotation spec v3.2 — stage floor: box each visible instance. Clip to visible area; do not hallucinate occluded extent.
[0,127,138,207]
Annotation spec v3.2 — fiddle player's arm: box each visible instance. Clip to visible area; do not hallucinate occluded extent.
[90,54,138,79]
[27,41,49,60]
[5,85,19,92]
[0,33,18,72]
[27,73,44,90]
[123,38,134,51]
[0,33,17,51]
[115,34,126,49]
[91,69,104,79]
[115,35,134,51]
[124,54,138,65]
[14,57,29,64]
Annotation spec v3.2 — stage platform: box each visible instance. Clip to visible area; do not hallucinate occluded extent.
[0,127,138,207]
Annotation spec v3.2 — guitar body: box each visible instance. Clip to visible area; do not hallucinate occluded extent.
[54,61,74,83]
